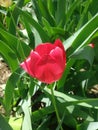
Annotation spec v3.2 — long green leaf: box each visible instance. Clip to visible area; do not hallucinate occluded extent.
[59,13,98,88]
[67,13,98,56]
[65,0,80,26]
[0,114,13,130]
[8,0,24,35]
[18,7,50,42]
[47,0,55,17]
[0,28,31,60]
[37,0,55,26]
[44,88,98,109]
[76,0,92,29]
[70,46,95,66]
[21,99,32,130]
[77,122,98,130]
[58,59,75,90]
[32,105,54,122]
[31,0,42,24]
[4,68,23,115]
[21,16,35,48]
[56,0,66,27]
[0,28,19,55]
[0,40,18,71]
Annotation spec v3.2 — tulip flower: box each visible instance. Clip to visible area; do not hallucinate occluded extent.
[20,39,66,84]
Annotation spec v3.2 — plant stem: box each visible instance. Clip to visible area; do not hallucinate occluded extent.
[50,84,63,130]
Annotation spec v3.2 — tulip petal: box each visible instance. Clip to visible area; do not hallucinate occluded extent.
[34,52,65,84]
[50,47,66,69]
[54,39,64,49]
[29,50,41,76]
[54,39,66,59]
[20,57,32,75]
[36,64,63,84]
[35,43,55,56]
[20,50,41,77]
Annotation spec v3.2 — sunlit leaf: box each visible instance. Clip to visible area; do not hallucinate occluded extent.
[21,99,32,130]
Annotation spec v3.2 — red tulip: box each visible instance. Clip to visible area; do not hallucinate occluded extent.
[88,43,94,48]
[20,39,66,84]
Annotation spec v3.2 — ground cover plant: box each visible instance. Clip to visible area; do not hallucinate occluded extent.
[0,0,98,130]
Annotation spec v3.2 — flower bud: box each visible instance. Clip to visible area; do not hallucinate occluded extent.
[88,43,94,48]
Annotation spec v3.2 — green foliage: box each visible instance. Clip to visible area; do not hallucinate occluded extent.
[0,114,13,130]
[0,0,98,130]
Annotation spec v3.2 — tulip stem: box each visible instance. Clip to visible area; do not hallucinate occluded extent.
[50,84,63,130]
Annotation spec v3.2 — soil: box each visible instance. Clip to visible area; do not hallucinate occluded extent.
[0,60,11,95]
[0,59,11,114]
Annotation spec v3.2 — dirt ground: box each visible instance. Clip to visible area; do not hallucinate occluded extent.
[0,60,11,98]
[0,59,11,114]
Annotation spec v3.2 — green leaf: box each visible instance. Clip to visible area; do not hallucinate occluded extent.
[0,40,18,71]
[63,28,82,51]
[18,7,50,42]
[77,122,98,130]
[24,0,31,4]
[8,0,24,35]
[0,29,19,54]
[70,46,95,66]
[56,103,77,128]
[47,0,55,17]
[76,0,92,29]
[9,117,22,130]
[42,17,52,37]
[21,99,32,130]
[44,87,98,109]
[37,0,55,26]
[58,59,75,89]
[36,117,51,130]
[21,16,35,49]
[56,0,66,27]
[17,40,31,60]
[4,68,23,115]
[65,0,80,25]
[17,76,28,99]
[88,0,98,16]
[60,13,98,89]
[0,21,5,29]
[67,13,98,56]
[0,114,13,130]
[86,122,98,130]
[0,28,31,60]
[64,13,98,54]
[31,0,42,24]
[32,105,54,122]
